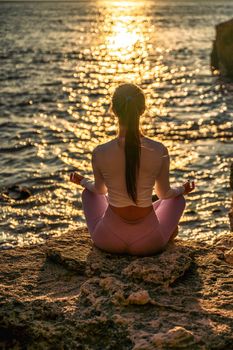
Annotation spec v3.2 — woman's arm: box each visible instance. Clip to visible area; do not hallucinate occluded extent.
[155,146,194,199]
[70,147,107,195]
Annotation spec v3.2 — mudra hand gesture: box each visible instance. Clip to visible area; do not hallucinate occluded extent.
[70,172,84,186]
[183,180,195,195]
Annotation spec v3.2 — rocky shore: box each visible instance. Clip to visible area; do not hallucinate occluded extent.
[1,227,233,350]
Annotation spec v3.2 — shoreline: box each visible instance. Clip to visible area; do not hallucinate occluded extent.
[1,227,232,349]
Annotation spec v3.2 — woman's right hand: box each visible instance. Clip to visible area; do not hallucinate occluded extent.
[70,172,84,186]
[183,180,195,195]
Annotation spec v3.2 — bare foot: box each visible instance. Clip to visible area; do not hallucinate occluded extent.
[168,226,179,242]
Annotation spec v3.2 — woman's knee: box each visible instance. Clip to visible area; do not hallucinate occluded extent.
[176,194,186,210]
[81,188,92,201]
[162,195,186,211]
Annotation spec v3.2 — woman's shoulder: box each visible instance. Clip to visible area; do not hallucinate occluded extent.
[142,136,167,154]
[93,138,117,155]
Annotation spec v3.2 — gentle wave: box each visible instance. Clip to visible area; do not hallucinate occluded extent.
[0,0,232,249]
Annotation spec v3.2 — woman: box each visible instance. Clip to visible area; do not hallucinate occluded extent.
[70,83,195,256]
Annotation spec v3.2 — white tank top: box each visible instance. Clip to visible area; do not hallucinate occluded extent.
[80,136,184,207]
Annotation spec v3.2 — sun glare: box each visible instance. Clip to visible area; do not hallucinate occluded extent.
[108,21,140,51]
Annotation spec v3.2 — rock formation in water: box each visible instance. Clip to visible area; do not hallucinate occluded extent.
[211,18,233,78]
[1,228,233,349]
[1,185,31,200]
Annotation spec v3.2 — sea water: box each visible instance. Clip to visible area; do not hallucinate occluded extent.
[0,0,232,248]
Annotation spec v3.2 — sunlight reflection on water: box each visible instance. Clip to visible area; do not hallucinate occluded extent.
[0,0,232,248]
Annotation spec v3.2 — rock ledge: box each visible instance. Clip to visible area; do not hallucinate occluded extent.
[0,228,233,349]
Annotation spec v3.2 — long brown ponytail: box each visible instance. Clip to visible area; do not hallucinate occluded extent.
[112,83,146,204]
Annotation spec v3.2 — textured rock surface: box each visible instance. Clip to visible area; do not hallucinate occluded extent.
[1,228,233,349]
[229,162,233,231]
[211,18,233,78]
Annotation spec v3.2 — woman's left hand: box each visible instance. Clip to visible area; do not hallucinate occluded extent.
[70,172,84,186]
[183,180,195,195]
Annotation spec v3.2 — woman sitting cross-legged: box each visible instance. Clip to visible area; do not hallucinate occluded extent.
[70,83,195,256]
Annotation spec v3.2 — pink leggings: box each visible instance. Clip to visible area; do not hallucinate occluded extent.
[82,189,186,256]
